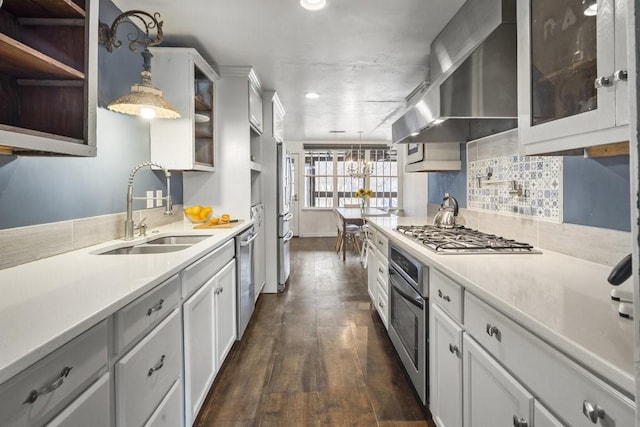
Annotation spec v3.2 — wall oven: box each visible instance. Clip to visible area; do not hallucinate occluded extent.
[388,244,429,405]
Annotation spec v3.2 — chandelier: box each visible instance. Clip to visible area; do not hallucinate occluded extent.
[347,132,373,178]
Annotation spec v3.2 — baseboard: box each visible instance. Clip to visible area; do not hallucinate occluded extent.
[299,232,336,238]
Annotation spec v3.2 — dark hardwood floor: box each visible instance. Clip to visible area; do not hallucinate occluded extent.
[195,237,433,426]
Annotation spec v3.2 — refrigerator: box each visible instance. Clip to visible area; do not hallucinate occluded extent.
[277,142,293,291]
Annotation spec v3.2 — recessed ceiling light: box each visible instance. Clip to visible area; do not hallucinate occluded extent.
[305,92,320,99]
[300,0,327,11]
[329,130,346,133]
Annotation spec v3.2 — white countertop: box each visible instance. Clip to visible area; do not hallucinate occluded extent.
[0,220,252,384]
[367,216,635,396]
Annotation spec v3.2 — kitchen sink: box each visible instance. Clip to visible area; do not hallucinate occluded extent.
[98,245,189,255]
[146,235,210,245]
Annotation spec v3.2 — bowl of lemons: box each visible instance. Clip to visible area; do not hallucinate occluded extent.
[184,205,213,223]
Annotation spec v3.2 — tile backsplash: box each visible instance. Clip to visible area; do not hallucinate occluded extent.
[467,155,563,221]
[464,130,563,222]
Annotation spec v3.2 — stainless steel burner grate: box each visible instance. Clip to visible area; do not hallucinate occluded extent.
[395,225,541,255]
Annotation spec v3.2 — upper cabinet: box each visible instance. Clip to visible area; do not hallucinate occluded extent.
[149,48,218,172]
[518,0,629,154]
[0,0,98,156]
[272,95,285,143]
[248,72,263,134]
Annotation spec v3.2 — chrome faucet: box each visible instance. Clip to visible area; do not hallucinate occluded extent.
[125,162,172,240]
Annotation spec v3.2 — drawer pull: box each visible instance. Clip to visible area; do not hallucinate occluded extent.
[378,301,384,309]
[147,355,166,377]
[23,366,73,405]
[582,400,605,423]
[378,268,385,275]
[146,299,165,316]
[437,289,451,302]
[512,415,528,427]
[486,324,501,341]
[448,343,459,357]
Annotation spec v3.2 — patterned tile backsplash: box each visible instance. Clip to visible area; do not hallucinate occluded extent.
[467,155,563,221]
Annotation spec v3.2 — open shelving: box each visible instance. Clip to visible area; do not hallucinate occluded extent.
[0,0,96,156]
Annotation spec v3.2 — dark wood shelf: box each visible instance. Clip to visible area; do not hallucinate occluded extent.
[0,33,84,79]
[3,0,85,19]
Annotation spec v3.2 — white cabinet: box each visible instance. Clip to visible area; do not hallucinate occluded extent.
[214,260,237,368]
[272,97,285,142]
[534,401,564,427]
[45,373,110,427]
[429,305,463,427]
[463,335,533,427]
[144,379,182,427]
[183,276,216,426]
[183,256,238,426]
[367,244,378,303]
[517,0,629,154]
[116,309,182,427]
[376,276,389,329]
[249,77,264,134]
[149,47,219,171]
[0,321,108,427]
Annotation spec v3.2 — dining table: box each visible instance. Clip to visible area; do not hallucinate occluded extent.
[335,207,390,261]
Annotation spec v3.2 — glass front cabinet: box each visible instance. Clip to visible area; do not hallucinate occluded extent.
[517,0,629,154]
[149,47,218,172]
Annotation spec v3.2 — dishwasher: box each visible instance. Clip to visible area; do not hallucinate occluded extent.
[235,226,257,339]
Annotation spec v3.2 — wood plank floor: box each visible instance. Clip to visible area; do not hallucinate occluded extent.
[195,237,433,426]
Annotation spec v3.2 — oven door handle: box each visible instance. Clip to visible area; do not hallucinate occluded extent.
[389,270,424,309]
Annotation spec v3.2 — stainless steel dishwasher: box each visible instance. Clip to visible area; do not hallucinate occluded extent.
[235,226,257,340]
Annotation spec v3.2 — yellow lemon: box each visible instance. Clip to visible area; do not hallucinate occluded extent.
[209,217,220,225]
[185,206,193,215]
[192,205,202,215]
[220,213,231,223]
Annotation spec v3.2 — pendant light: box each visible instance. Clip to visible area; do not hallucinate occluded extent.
[99,11,180,119]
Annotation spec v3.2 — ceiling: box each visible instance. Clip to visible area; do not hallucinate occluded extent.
[112,0,466,142]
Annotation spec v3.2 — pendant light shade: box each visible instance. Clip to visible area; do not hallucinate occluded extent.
[107,49,180,119]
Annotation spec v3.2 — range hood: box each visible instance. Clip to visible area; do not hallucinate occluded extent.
[392,0,517,145]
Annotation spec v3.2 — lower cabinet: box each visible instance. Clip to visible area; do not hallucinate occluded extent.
[116,309,182,427]
[463,335,533,427]
[183,258,237,426]
[367,244,378,303]
[45,373,111,427]
[534,401,564,427]
[183,275,216,426]
[144,379,183,427]
[429,304,463,427]
[214,260,237,369]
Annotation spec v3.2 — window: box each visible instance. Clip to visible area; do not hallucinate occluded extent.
[304,147,399,209]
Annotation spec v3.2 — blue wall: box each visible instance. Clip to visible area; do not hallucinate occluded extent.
[426,145,630,232]
[563,155,630,231]
[0,0,182,230]
[428,143,467,207]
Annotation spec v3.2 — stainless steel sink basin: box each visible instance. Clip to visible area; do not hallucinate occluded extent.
[98,245,188,255]
[146,235,210,245]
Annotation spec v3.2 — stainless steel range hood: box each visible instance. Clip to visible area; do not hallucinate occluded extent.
[392,0,517,145]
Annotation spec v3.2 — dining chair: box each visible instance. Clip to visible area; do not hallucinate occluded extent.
[333,209,361,254]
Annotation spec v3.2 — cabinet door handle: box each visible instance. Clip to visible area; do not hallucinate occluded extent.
[512,415,528,427]
[594,75,613,88]
[437,289,451,302]
[148,355,166,376]
[146,299,165,316]
[23,366,73,404]
[378,267,385,275]
[582,400,605,423]
[613,69,628,82]
[448,343,459,357]
[219,286,223,294]
[486,324,501,341]
[378,301,384,309]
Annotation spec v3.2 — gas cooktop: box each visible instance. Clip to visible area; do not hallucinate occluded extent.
[395,225,541,255]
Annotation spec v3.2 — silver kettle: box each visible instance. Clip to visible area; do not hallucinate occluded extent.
[433,195,459,229]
